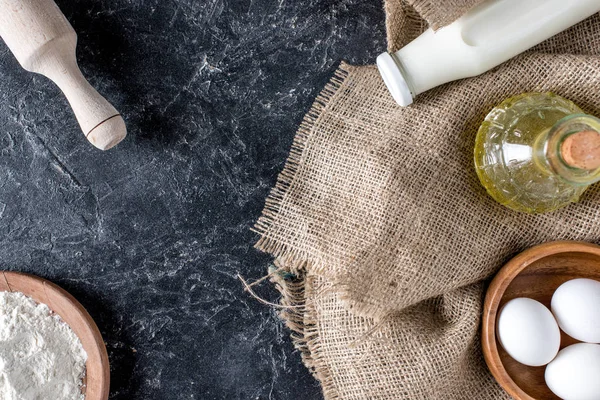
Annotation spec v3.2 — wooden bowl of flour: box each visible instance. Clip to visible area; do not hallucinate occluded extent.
[0,271,110,400]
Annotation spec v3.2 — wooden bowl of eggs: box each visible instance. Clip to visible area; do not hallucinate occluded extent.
[482,241,600,400]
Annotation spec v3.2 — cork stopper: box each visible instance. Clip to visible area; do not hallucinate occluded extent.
[561,130,600,171]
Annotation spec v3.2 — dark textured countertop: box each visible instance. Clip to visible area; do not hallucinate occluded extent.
[0,1,386,398]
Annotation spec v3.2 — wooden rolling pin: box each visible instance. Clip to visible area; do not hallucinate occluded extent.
[0,0,126,150]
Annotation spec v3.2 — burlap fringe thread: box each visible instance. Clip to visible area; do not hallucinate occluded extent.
[270,265,341,400]
[238,259,339,398]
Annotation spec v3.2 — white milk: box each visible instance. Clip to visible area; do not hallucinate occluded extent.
[377,0,600,106]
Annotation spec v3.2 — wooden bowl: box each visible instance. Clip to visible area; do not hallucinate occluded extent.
[0,271,110,400]
[482,241,600,400]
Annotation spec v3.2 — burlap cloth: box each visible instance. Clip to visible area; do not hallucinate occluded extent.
[254,1,600,398]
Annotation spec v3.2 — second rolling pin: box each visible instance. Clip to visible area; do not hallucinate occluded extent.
[0,0,126,150]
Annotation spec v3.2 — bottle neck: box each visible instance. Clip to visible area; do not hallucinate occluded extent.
[534,114,600,185]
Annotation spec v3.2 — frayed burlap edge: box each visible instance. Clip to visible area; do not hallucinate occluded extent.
[270,261,340,400]
[253,62,357,400]
[254,64,353,398]
[253,63,350,267]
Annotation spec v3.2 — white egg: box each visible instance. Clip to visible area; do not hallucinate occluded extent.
[551,278,600,343]
[497,298,560,366]
[545,343,600,400]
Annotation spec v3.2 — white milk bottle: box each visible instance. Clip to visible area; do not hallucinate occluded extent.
[377,0,600,107]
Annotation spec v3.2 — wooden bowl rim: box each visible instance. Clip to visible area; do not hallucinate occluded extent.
[0,271,110,400]
[482,240,600,400]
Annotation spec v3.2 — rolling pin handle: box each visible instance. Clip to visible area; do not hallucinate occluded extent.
[29,37,126,150]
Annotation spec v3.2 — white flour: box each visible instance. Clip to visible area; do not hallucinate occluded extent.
[0,292,87,400]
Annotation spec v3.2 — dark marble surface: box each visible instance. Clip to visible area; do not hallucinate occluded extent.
[0,1,386,398]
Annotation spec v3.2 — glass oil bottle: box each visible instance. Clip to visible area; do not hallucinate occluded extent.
[474,92,600,213]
